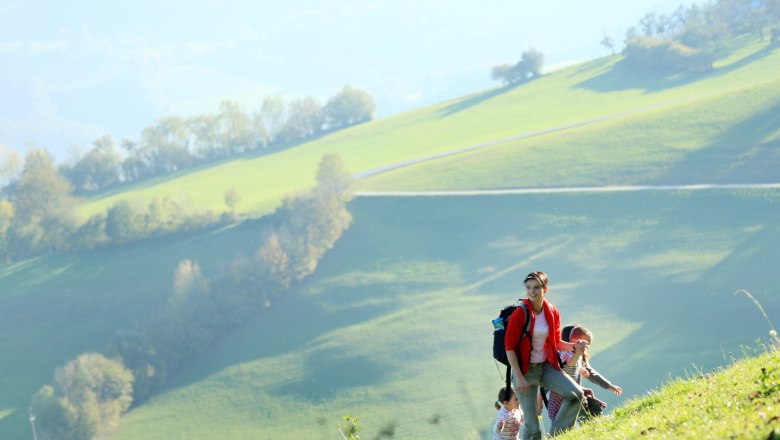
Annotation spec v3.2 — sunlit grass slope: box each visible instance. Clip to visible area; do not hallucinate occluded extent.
[561,349,780,439]
[104,189,780,439]
[78,35,779,218]
[357,75,780,191]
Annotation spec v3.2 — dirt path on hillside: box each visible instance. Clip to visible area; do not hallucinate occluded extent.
[355,183,780,197]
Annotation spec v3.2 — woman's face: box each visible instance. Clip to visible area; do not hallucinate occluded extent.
[525,278,547,303]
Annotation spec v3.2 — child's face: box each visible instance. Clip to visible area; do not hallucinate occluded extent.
[505,393,520,411]
[571,334,592,346]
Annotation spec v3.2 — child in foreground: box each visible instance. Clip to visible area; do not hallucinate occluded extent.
[494,386,525,440]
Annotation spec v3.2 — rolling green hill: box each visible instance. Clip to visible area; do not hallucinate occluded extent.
[1,34,778,440]
[68,190,780,439]
[77,35,779,219]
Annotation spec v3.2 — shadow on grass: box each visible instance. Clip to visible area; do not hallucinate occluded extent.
[157,281,400,397]
[575,42,776,94]
[574,60,712,94]
[436,82,524,118]
[648,98,780,184]
[268,347,388,402]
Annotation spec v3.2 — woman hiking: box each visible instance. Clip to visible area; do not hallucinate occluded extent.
[505,271,585,439]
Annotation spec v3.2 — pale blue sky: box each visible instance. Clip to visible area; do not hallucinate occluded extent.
[0,0,695,160]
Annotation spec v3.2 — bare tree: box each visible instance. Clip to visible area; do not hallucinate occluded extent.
[600,28,616,55]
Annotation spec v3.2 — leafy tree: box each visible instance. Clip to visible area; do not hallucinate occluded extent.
[72,213,107,250]
[518,49,545,78]
[623,37,714,72]
[218,101,256,155]
[61,135,122,191]
[172,259,210,302]
[258,232,291,288]
[224,188,242,212]
[5,149,79,257]
[105,200,145,244]
[314,153,354,205]
[31,353,133,440]
[260,95,287,145]
[277,96,324,142]
[189,114,222,160]
[119,138,146,181]
[491,63,520,84]
[491,50,545,85]
[323,85,376,130]
[0,199,13,260]
[0,143,23,184]
[139,116,194,173]
[272,153,354,281]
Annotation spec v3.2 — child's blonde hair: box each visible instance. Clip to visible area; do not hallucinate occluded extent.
[495,386,515,410]
[570,325,593,362]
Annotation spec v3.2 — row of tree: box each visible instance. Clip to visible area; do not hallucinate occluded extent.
[57,86,375,193]
[623,0,780,71]
[30,154,355,439]
[0,149,233,262]
[491,49,545,85]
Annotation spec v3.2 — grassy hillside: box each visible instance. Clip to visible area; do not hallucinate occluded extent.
[77,35,779,219]
[561,349,780,439]
[2,33,778,440]
[357,75,780,191]
[0,221,268,439]
[93,189,779,439]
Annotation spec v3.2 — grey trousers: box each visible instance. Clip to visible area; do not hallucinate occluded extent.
[513,362,583,439]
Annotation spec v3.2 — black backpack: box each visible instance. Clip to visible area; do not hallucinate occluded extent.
[492,301,531,399]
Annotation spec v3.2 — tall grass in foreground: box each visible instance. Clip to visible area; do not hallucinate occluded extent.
[736,289,780,350]
[560,348,780,439]
[562,290,780,439]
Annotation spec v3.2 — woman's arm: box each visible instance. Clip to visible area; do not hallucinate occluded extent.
[506,350,529,392]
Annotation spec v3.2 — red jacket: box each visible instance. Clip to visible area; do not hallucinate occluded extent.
[504,298,563,375]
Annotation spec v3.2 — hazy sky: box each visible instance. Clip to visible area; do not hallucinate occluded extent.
[0,0,696,160]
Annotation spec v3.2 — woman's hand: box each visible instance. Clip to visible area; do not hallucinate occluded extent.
[610,384,623,396]
[515,375,530,393]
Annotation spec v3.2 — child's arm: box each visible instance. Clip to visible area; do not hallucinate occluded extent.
[583,362,622,394]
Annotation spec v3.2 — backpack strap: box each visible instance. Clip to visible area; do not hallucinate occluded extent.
[505,301,531,398]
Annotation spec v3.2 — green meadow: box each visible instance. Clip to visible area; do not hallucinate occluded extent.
[3,189,765,439]
[1,33,779,440]
[77,35,779,218]
[357,75,780,191]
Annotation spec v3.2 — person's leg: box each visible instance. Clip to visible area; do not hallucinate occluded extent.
[540,363,583,437]
[514,364,543,440]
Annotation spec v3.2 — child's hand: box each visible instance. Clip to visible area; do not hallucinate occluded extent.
[610,385,623,396]
[579,366,590,377]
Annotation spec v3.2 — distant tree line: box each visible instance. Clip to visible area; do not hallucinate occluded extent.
[57,86,375,193]
[623,0,780,72]
[30,154,354,439]
[491,49,545,85]
[0,149,232,262]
